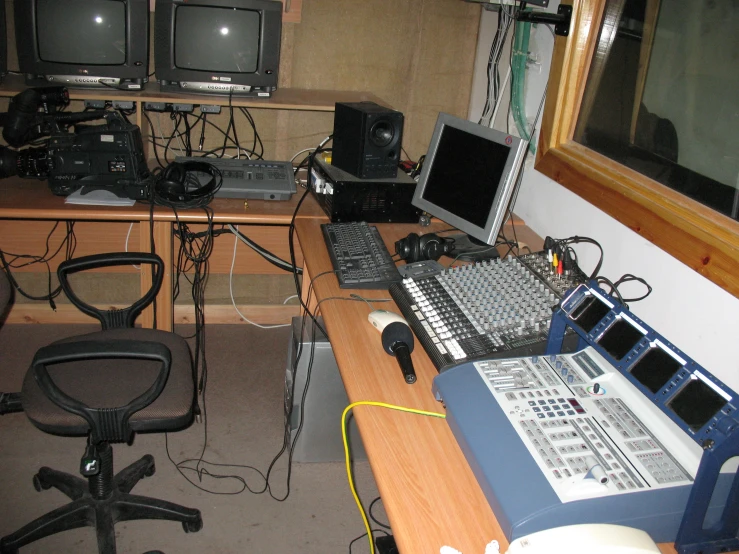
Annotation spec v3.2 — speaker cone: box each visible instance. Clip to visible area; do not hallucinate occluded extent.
[370,120,394,147]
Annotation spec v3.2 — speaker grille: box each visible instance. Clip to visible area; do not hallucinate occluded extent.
[332,102,404,179]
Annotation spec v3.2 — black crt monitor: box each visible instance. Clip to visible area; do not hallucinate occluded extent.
[411,113,528,261]
[154,0,282,98]
[14,0,149,90]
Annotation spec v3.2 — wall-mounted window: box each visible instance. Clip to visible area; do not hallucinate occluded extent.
[536,0,739,298]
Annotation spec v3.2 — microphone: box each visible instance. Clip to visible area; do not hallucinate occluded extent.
[368,310,417,384]
[382,322,417,384]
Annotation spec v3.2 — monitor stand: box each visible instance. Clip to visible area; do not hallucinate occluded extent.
[447,234,501,262]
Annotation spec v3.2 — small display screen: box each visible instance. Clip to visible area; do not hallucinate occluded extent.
[630,346,682,393]
[175,6,260,73]
[668,378,727,432]
[37,0,126,65]
[421,125,511,229]
[569,295,610,333]
[596,318,644,360]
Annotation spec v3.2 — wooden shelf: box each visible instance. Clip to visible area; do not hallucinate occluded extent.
[0,73,388,112]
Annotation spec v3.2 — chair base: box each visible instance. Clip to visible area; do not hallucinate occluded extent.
[0,453,202,554]
[0,392,22,415]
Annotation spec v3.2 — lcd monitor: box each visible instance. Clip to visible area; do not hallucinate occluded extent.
[154,0,282,97]
[14,0,149,90]
[411,113,528,261]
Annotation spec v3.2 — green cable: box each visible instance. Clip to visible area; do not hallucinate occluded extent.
[511,17,534,154]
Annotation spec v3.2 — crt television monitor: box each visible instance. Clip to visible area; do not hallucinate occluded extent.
[154,0,282,98]
[411,113,528,261]
[14,0,149,90]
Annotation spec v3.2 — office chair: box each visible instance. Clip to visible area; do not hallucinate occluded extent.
[0,267,10,316]
[0,253,202,554]
[0,268,23,416]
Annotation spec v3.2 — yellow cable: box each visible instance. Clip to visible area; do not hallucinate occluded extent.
[342,401,446,554]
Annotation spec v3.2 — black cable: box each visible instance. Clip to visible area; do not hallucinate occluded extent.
[611,273,653,303]
[0,221,77,310]
[368,497,390,530]
[596,275,626,306]
[229,225,302,274]
[349,529,389,553]
[559,235,604,279]
[288,148,329,338]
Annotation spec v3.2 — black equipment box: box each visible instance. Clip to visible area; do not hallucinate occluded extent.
[47,118,150,200]
[310,158,421,223]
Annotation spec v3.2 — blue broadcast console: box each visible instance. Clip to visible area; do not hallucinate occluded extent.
[433,282,739,554]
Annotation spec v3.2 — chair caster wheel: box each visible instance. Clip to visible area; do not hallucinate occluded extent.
[33,474,51,492]
[144,462,156,478]
[182,516,203,533]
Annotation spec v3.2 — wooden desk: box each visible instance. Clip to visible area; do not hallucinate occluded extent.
[293,217,679,554]
[0,179,325,329]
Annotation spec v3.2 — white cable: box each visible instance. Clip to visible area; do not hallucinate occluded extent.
[170,113,188,155]
[289,135,332,165]
[489,64,512,129]
[480,7,513,126]
[290,148,315,163]
[229,226,291,329]
[124,222,141,270]
[283,294,298,304]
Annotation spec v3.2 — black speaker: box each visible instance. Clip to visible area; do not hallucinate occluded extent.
[332,102,404,179]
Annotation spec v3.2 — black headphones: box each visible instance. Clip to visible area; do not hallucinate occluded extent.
[395,232,454,263]
[154,161,222,206]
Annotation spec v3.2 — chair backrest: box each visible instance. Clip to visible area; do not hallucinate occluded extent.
[57,253,164,329]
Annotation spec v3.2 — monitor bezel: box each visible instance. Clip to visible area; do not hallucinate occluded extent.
[411,113,528,247]
[154,0,282,91]
[14,0,149,84]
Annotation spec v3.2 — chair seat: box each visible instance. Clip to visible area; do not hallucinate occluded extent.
[22,328,194,436]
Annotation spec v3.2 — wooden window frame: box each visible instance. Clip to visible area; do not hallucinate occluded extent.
[535,0,739,299]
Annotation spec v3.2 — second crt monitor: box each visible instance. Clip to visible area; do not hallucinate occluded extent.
[412,113,527,261]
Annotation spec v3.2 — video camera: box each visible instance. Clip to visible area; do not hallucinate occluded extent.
[0,86,151,200]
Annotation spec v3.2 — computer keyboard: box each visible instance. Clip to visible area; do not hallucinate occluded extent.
[389,252,587,372]
[321,221,402,289]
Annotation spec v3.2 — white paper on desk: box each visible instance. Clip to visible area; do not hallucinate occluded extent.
[64,188,136,206]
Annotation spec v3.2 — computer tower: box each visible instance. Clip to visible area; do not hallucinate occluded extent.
[285,317,366,462]
[332,101,404,179]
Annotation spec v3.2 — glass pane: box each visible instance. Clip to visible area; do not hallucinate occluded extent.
[574,0,739,221]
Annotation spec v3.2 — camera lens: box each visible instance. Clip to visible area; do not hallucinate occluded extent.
[0,145,50,179]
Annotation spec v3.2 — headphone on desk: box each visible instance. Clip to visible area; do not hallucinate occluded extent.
[395,232,454,263]
[154,161,222,207]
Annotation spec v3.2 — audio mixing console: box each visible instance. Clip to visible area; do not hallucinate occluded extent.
[389,251,587,371]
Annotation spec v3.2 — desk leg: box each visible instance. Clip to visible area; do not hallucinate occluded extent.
[139,221,174,331]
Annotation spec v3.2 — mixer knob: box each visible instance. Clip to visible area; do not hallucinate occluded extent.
[555,361,563,369]
[567,375,574,384]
